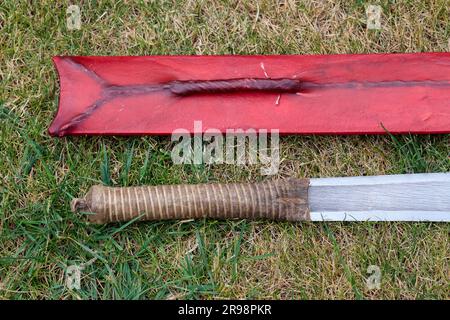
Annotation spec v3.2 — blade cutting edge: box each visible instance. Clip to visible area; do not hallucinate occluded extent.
[308,173,450,222]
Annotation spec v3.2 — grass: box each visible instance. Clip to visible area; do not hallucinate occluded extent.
[0,0,449,299]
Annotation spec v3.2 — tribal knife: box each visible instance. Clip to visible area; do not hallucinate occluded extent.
[72,173,450,223]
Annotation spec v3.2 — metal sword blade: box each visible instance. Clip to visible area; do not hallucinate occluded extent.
[308,173,450,222]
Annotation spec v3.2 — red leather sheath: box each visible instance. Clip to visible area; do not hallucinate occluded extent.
[49,53,450,136]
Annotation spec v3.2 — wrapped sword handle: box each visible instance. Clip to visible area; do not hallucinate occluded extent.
[72,179,310,224]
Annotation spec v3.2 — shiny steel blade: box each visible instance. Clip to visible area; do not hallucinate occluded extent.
[309,173,450,222]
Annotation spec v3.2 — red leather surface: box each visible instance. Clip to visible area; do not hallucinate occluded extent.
[49,53,450,136]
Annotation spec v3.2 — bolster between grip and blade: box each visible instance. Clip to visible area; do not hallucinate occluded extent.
[71,179,310,224]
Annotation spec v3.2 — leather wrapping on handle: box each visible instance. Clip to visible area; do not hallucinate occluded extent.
[72,179,310,223]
